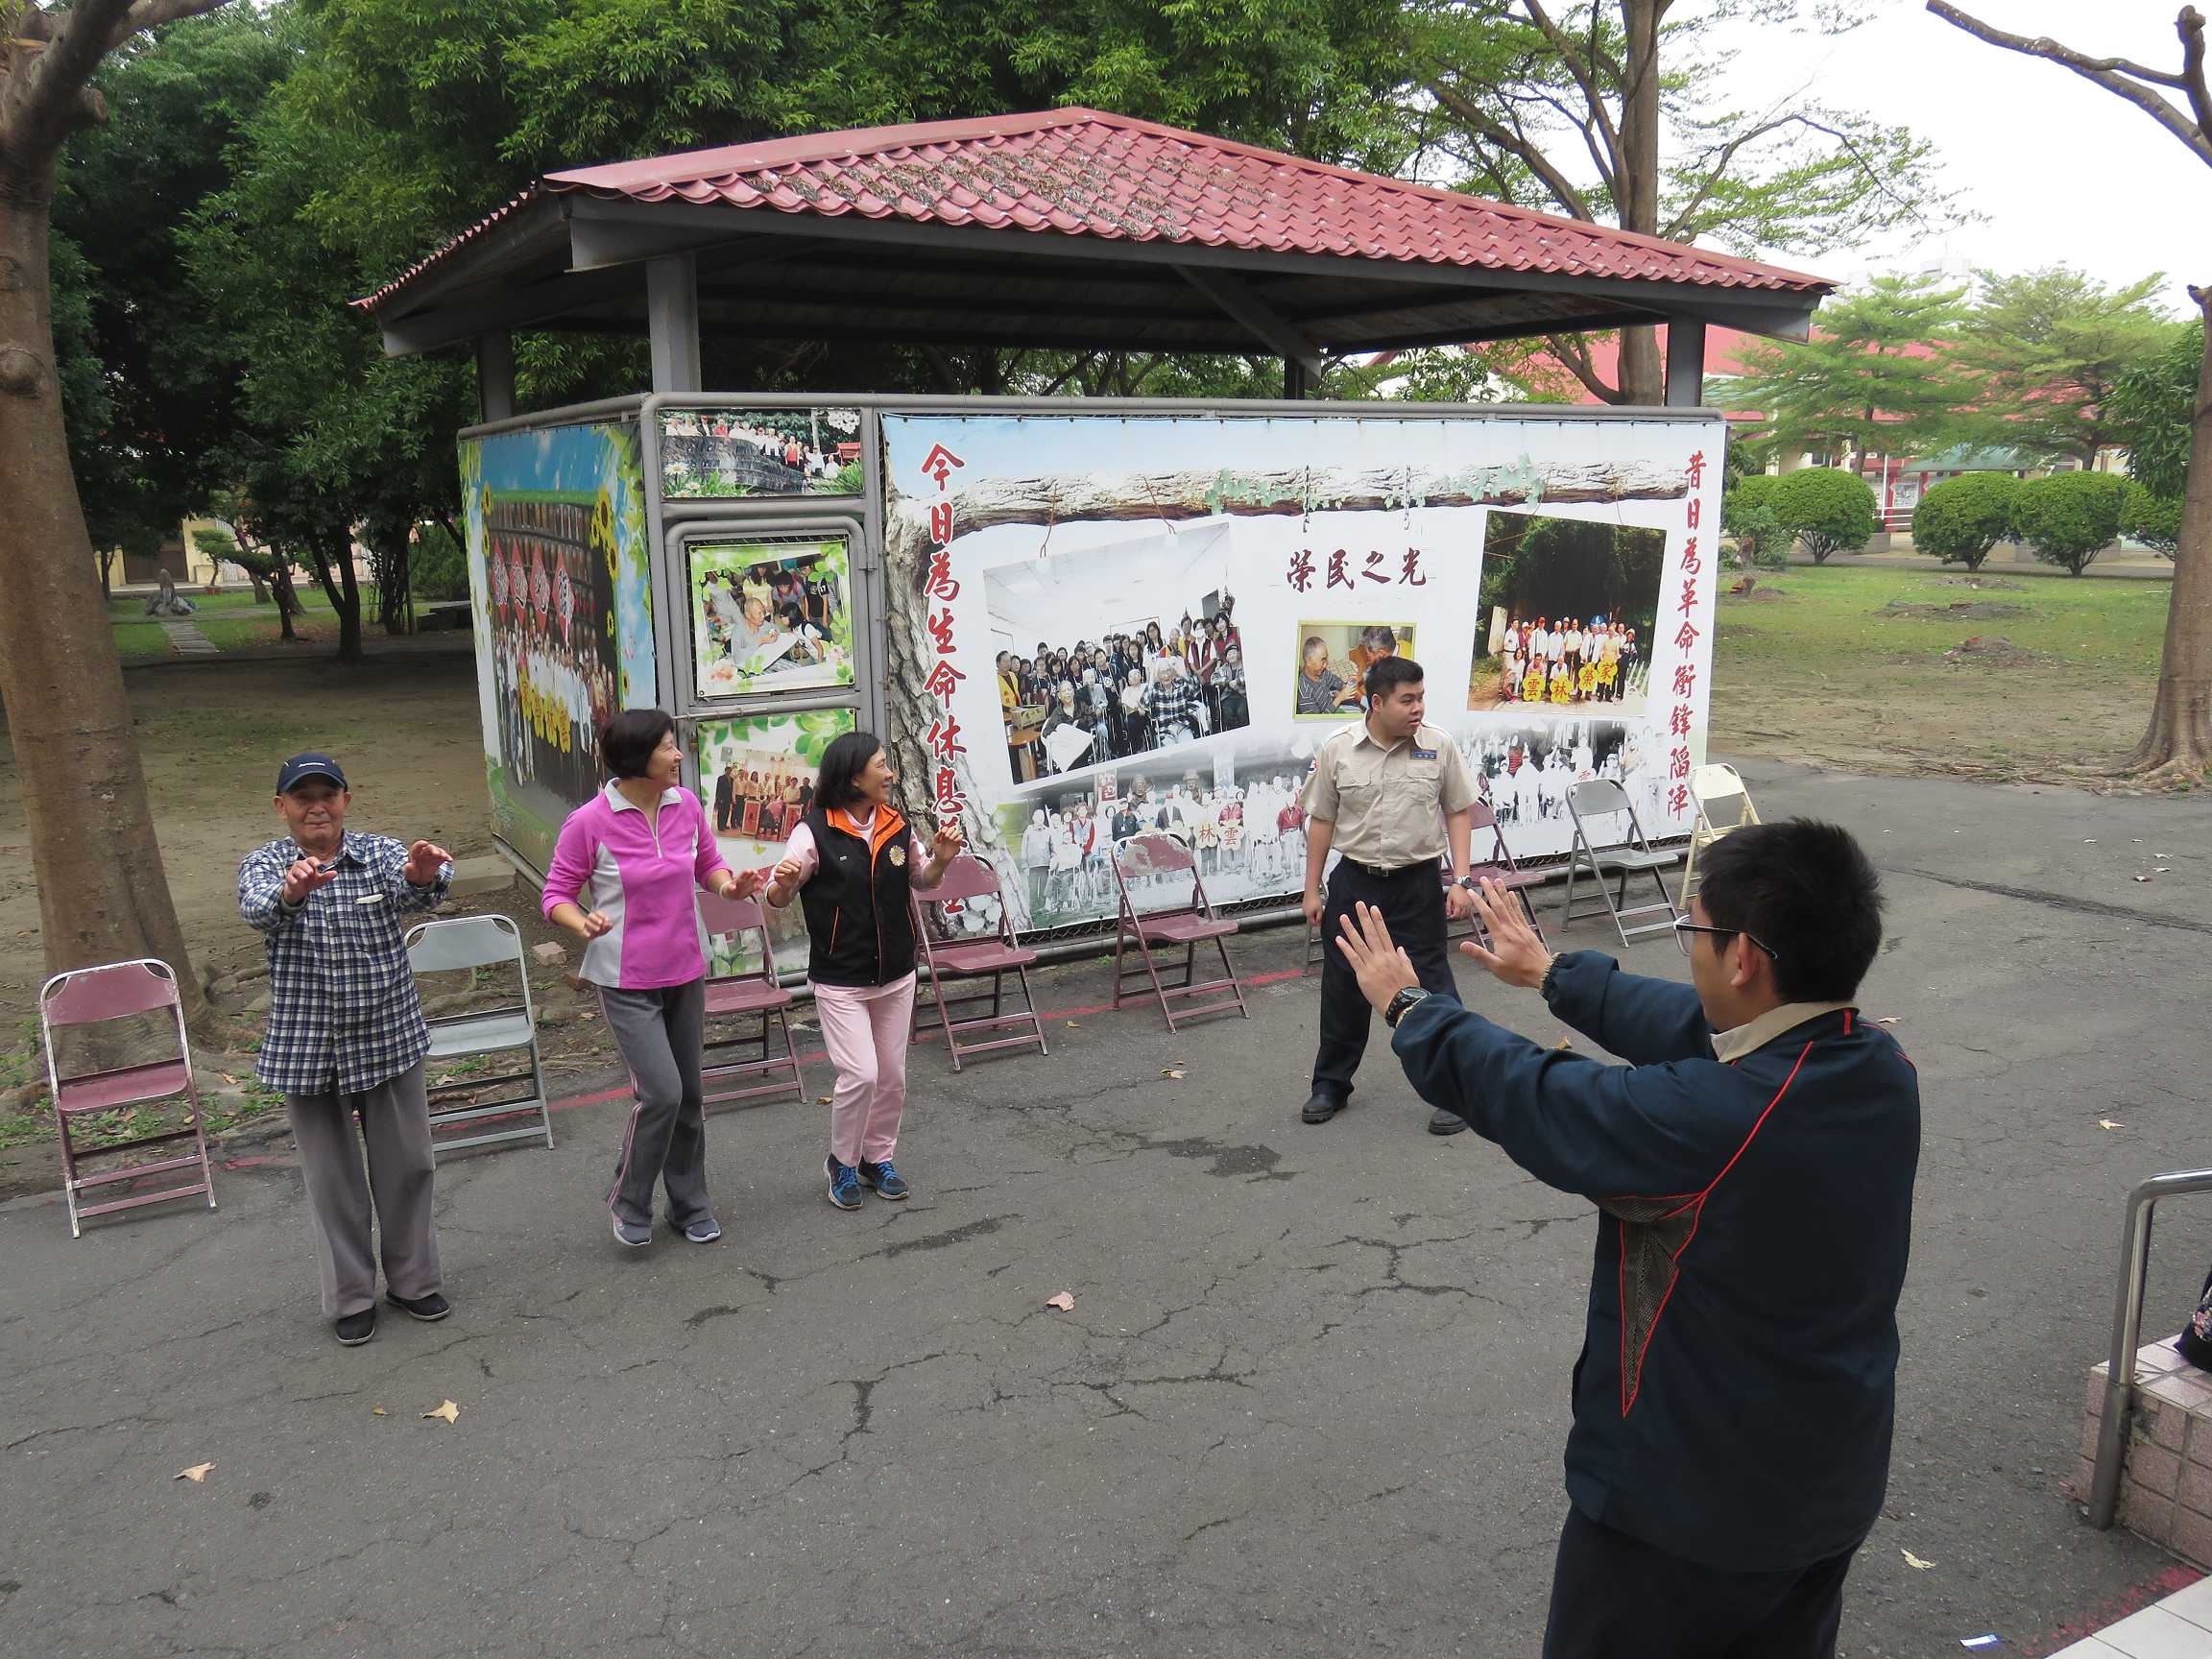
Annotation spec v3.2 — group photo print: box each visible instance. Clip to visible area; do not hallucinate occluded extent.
[1466,509,1662,715]
[688,537,855,699]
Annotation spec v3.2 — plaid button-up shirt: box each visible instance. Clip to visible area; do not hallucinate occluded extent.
[1144,678,1200,742]
[238,831,450,1096]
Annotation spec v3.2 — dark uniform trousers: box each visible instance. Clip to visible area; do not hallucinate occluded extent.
[1312,858,1459,1096]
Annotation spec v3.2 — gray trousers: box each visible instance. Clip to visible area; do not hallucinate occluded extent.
[598,978,710,1228]
[284,1060,442,1319]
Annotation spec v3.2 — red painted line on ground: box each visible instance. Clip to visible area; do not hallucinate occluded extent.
[2019,1564,2202,1657]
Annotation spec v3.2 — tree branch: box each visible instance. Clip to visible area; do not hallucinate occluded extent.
[1661,115,1791,240]
[1927,2,2212,168]
[2178,6,2211,142]
[1544,331,1623,404]
[1518,0,1624,165]
[4,0,132,150]
[1427,76,1596,221]
[110,0,233,49]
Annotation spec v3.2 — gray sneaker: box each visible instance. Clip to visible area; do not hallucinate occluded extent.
[612,1214,654,1248]
[679,1215,722,1244]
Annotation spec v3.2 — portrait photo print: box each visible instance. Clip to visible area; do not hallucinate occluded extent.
[1294,620,1415,718]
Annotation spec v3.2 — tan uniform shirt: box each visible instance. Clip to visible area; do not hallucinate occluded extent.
[1301,720,1478,868]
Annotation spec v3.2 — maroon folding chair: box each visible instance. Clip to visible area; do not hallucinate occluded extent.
[1442,805,1548,947]
[38,958,217,1238]
[697,892,806,1110]
[1111,833,1248,1032]
[909,854,1048,1071]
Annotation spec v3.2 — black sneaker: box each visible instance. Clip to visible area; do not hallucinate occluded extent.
[1427,1107,1469,1137]
[1301,1088,1350,1125]
[334,1308,377,1346]
[827,1156,862,1211]
[386,1290,452,1321]
[857,1159,910,1200]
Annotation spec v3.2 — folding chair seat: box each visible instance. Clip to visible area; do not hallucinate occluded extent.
[697,892,807,1108]
[910,855,1048,1071]
[39,958,217,1238]
[404,915,553,1156]
[1680,762,1761,904]
[1559,781,1681,949]
[1455,800,1551,948]
[1112,833,1248,1032]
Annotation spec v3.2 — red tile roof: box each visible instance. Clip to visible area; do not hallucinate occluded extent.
[360,108,1833,312]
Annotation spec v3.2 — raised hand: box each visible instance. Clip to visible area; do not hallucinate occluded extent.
[280,856,341,905]
[1459,878,1552,990]
[725,868,768,900]
[403,840,453,886]
[1445,881,1478,922]
[579,910,615,940]
[930,819,967,863]
[1334,901,1421,1017]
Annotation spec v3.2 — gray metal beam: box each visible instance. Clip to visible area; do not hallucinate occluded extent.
[1665,318,1709,407]
[474,332,517,421]
[645,254,702,393]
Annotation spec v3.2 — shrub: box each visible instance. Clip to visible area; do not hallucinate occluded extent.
[1767,467,1880,564]
[1722,476,1790,570]
[2120,483,2183,561]
[410,523,470,601]
[1911,472,2019,571]
[2010,470,2130,576]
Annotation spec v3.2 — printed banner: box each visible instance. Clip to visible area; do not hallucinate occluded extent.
[661,407,863,498]
[686,536,856,698]
[878,411,1721,932]
[693,707,857,975]
[460,421,655,874]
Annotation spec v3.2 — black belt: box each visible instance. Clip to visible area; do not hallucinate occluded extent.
[1339,858,1431,879]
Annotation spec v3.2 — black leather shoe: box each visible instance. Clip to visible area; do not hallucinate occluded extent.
[1428,1107,1469,1136]
[386,1290,451,1321]
[334,1308,377,1346]
[1301,1088,1349,1125]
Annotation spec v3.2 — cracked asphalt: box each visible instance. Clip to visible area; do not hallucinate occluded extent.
[4,759,2211,1658]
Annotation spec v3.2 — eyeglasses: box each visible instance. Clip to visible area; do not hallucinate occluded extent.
[1673,917,1779,961]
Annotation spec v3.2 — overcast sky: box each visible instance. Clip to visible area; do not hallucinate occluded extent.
[1711,0,2204,315]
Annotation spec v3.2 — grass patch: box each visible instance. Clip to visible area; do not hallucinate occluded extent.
[1710,566,2171,778]
[113,621,171,657]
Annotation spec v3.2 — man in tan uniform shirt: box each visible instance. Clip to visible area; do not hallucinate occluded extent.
[1301,656,1479,1134]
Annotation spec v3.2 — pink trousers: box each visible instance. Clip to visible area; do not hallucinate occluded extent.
[816,973,917,1166]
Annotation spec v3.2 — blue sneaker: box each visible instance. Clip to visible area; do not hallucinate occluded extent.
[857,1159,910,1201]
[826,1157,862,1211]
[612,1214,654,1248]
[678,1214,722,1244]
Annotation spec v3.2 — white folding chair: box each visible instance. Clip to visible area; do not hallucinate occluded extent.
[1560,781,1681,948]
[404,915,554,1156]
[1681,763,1761,903]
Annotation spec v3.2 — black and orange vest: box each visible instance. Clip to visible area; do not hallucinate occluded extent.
[798,805,917,988]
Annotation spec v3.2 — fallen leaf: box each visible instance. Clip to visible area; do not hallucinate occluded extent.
[2156,867,2172,874]
[1554,1038,1573,1050]
[1902,1549,1935,1570]
[2083,839,2097,844]
[422,1400,460,1424]
[2098,1119,2125,1131]
[1065,1021,1080,1029]
[1045,1291,1075,1311]
[816,1095,833,1105]
[1875,1017,1901,1026]
[175,1462,215,1482]
[372,1407,387,1416]
[1163,1068,1185,1080]
[2133,875,2152,883]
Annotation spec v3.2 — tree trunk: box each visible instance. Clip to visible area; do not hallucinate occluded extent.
[2128,283,2212,781]
[0,162,204,1019]
[272,565,301,639]
[246,569,269,604]
[1615,0,1666,406]
[304,540,364,660]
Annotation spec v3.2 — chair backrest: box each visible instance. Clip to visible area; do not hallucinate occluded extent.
[405,914,525,975]
[924,852,1008,905]
[1115,832,1195,878]
[697,891,777,984]
[1463,797,1522,871]
[1690,763,1757,831]
[1567,779,1648,852]
[40,959,182,1029]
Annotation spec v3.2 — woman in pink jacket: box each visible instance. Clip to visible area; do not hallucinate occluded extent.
[543,710,762,1248]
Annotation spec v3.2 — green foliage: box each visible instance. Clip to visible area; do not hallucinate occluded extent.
[2121,484,2184,562]
[1726,274,1969,463]
[2107,322,2201,502]
[411,524,470,601]
[1722,474,1788,570]
[1767,467,1878,565]
[2010,470,2130,576]
[1911,472,2019,572]
[1952,268,2189,467]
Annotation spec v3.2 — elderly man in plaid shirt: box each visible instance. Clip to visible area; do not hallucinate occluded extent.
[239,753,454,1347]
[1142,661,1201,749]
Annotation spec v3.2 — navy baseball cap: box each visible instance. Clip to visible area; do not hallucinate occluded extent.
[276,753,349,794]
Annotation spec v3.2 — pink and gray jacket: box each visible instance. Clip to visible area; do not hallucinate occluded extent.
[542,783,731,990]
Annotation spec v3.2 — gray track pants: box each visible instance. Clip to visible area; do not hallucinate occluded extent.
[598,978,711,1229]
[284,1060,442,1319]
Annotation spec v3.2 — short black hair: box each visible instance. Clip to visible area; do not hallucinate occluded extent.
[1365,654,1424,702]
[598,709,676,781]
[815,730,884,811]
[1695,818,1884,1001]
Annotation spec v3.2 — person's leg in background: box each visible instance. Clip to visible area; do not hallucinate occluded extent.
[855,977,917,1200]
[815,983,878,1210]
[350,1060,445,1299]
[597,986,689,1240]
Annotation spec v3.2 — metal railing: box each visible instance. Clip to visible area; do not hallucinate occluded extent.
[2088,1167,2212,1528]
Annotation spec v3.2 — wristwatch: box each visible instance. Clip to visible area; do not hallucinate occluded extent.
[1383,987,1431,1028]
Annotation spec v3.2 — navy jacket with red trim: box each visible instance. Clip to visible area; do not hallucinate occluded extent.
[1391,950,1919,1573]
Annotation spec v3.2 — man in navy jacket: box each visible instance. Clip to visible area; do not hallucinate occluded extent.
[1335,818,1917,1659]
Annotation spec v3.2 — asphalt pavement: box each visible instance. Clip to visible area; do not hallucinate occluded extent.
[4,759,2210,1658]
